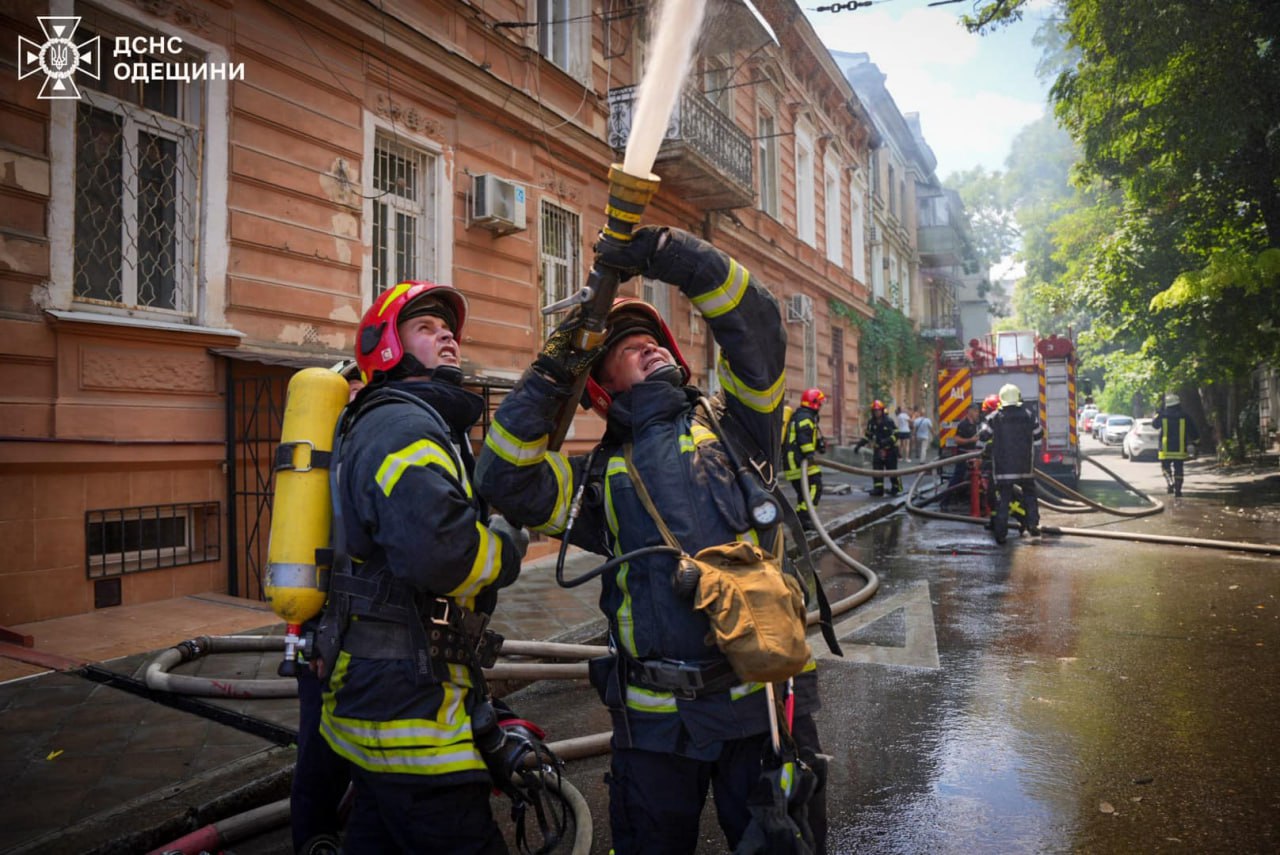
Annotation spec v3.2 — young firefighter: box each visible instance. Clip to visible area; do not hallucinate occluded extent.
[475,227,826,855]
[783,388,828,530]
[854,400,902,496]
[318,283,529,853]
[978,383,1044,544]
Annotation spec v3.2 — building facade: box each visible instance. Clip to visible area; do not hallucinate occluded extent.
[1,0,879,623]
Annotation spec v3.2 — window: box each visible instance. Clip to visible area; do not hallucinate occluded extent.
[641,277,672,325]
[870,148,881,200]
[850,180,866,285]
[887,164,897,217]
[795,128,815,246]
[86,502,220,578]
[702,55,734,118]
[871,243,884,301]
[538,0,590,83]
[371,133,438,297]
[824,161,842,266]
[899,179,908,224]
[74,21,202,317]
[540,200,581,335]
[889,252,900,306]
[804,317,818,388]
[757,112,779,218]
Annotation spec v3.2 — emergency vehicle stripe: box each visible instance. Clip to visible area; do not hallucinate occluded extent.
[376,439,460,496]
[483,420,547,466]
[446,522,501,598]
[717,357,785,414]
[691,258,749,318]
[532,451,573,535]
[1038,370,1048,444]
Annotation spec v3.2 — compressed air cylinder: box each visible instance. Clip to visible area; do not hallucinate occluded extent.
[265,367,350,631]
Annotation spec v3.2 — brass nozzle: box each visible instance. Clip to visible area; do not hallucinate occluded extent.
[601,164,660,243]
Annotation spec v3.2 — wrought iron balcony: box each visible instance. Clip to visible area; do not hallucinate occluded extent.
[917,223,964,266]
[607,85,755,210]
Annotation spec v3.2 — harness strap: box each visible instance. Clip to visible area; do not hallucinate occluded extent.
[625,656,738,698]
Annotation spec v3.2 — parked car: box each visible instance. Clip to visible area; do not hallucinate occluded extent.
[1122,418,1161,460]
[1091,413,1111,440]
[1102,415,1133,445]
[1078,406,1099,434]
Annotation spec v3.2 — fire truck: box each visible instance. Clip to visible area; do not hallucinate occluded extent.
[937,330,1080,487]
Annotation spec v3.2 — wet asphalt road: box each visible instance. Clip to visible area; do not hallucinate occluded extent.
[492,442,1280,855]
[225,443,1279,854]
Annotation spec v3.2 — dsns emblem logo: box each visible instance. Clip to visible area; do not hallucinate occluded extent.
[17,17,100,100]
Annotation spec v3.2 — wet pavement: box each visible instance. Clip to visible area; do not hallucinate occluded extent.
[2,447,1278,853]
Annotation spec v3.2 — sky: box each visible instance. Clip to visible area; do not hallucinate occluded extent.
[803,0,1057,180]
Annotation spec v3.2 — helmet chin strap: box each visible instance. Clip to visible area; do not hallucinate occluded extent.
[647,363,686,388]
[393,354,464,386]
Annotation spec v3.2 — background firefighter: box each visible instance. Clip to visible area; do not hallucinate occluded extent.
[978,383,1044,544]
[475,226,827,855]
[854,401,902,496]
[783,388,828,531]
[1152,393,1199,497]
[317,283,529,853]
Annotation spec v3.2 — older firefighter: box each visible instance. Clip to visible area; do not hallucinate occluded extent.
[317,282,529,853]
[784,388,828,530]
[475,227,826,854]
[978,383,1043,544]
[1152,393,1199,497]
[854,400,902,496]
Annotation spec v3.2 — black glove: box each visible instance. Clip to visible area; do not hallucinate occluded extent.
[853,439,866,453]
[592,225,671,281]
[533,308,606,387]
[816,436,828,455]
[488,514,529,589]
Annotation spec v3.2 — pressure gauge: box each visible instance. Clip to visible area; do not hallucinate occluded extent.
[750,496,780,527]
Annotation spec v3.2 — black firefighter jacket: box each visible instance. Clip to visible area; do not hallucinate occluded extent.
[978,403,1044,482]
[475,233,818,761]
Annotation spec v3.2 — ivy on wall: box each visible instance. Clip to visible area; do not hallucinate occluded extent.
[829,298,930,404]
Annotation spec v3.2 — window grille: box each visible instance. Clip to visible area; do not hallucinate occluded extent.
[74,29,201,317]
[86,502,220,578]
[540,200,581,335]
[372,134,437,296]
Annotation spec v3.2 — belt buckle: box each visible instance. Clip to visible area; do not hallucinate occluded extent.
[429,598,452,626]
[672,662,705,700]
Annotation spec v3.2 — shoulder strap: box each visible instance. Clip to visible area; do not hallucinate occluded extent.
[622,444,684,553]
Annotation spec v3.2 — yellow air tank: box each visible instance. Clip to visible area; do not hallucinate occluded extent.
[265,366,351,676]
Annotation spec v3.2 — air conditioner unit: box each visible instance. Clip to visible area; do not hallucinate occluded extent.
[471,174,527,234]
[787,293,814,324]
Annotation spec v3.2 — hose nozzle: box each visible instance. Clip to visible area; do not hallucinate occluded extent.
[601,164,661,244]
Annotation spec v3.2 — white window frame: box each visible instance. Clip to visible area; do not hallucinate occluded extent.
[362,125,445,300]
[850,177,866,286]
[48,0,227,326]
[641,277,672,325]
[795,125,815,246]
[803,317,818,388]
[889,252,900,307]
[702,54,734,119]
[824,158,842,266]
[757,109,779,219]
[539,199,582,336]
[537,0,591,84]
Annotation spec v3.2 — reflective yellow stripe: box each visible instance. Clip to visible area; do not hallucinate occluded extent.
[484,420,547,466]
[604,457,626,539]
[532,451,574,535]
[322,722,485,775]
[690,424,717,446]
[691,258,749,318]
[446,522,502,598]
[625,685,678,713]
[718,358,786,414]
[679,432,696,453]
[376,439,459,496]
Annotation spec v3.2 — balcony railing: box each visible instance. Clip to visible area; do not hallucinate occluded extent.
[607,85,754,210]
[917,223,963,265]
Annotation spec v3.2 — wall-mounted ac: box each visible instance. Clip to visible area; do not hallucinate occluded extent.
[787,293,814,324]
[471,174,527,234]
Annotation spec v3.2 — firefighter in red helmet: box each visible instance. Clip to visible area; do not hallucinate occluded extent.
[476,226,828,854]
[854,399,902,496]
[784,388,828,530]
[314,281,530,853]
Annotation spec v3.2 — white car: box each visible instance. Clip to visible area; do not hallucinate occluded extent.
[1102,415,1133,445]
[1122,418,1160,459]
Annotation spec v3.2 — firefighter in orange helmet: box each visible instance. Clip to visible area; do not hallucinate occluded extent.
[783,388,828,529]
[854,399,902,496]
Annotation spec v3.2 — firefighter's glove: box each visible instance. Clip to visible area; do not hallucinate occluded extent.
[534,309,606,387]
[488,514,529,589]
[816,436,828,455]
[853,439,867,454]
[592,225,671,282]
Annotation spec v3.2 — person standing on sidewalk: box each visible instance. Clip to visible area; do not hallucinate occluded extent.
[317,283,529,853]
[912,408,934,463]
[475,226,827,855]
[1152,393,1199,497]
[895,406,912,461]
[783,387,827,530]
[978,383,1043,544]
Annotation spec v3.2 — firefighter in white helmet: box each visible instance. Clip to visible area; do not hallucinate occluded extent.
[978,383,1044,544]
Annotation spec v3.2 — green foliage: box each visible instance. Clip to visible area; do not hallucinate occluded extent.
[832,300,930,403]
